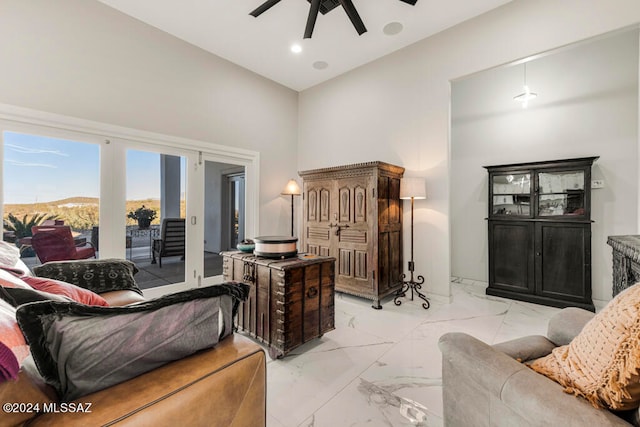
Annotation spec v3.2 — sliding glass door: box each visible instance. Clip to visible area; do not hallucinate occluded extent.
[0,107,259,295]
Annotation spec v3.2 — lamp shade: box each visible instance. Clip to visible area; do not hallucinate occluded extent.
[400,177,426,200]
[282,179,301,196]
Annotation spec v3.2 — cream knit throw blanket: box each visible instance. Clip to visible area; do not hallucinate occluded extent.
[530,283,640,410]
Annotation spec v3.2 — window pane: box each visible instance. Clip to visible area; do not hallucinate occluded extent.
[203,161,244,279]
[2,132,99,267]
[125,150,186,290]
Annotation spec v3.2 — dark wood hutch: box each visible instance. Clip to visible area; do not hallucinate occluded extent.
[485,156,598,311]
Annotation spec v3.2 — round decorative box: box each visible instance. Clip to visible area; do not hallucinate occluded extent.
[253,236,298,259]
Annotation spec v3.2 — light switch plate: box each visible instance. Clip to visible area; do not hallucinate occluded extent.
[591,180,604,189]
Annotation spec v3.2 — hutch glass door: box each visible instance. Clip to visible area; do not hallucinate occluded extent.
[491,173,531,216]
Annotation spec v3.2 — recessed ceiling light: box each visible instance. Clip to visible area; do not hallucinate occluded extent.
[312,61,328,70]
[291,44,302,54]
[383,22,404,36]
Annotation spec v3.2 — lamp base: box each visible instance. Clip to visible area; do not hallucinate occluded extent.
[393,273,430,310]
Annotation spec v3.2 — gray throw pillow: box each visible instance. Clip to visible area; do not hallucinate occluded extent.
[32,258,142,295]
[16,282,249,401]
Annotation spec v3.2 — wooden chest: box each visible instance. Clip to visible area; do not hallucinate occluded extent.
[222,251,335,359]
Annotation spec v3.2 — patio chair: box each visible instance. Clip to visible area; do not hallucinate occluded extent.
[31,225,96,264]
[151,218,185,267]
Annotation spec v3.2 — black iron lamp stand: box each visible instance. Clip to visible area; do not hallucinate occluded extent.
[394,194,430,310]
[288,194,295,235]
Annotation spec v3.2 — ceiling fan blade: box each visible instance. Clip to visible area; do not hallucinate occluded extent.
[249,0,282,17]
[339,0,367,35]
[399,0,418,4]
[304,0,322,39]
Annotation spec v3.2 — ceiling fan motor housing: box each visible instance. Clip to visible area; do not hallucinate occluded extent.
[251,0,418,38]
[307,0,341,15]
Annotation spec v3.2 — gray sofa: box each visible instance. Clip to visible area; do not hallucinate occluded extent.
[438,307,637,427]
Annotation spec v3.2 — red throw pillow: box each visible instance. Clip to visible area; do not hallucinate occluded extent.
[0,299,28,367]
[21,276,109,307]
[0,341,18,382]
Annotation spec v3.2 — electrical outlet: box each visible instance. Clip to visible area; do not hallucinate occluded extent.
[591,180,604,189]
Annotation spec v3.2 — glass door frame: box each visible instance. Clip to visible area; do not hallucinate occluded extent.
[0,103,260,295]
[223,171,246,251]
[200,152,257,287]
[113,139,195,297]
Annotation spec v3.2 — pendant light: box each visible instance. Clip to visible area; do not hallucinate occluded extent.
[513,62,538,108]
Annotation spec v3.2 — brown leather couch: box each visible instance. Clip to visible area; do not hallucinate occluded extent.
[1,289,267,427]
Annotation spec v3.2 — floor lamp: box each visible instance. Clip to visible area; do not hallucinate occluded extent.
[282,179,301,236]
[394,177,430,310]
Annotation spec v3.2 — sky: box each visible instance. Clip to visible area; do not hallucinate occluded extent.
[1,131,183,204]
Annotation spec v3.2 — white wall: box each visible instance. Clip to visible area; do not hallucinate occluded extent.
[451,29,639,303]
[299,0,640,300]
[0,0,299,237]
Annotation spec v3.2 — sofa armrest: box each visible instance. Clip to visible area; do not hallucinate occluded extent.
[547,307,595,346]
[492,335,556,362]
[29,334,266,427]
[439,332,529,397]
[439,332,630,426]
[99,290,146,306]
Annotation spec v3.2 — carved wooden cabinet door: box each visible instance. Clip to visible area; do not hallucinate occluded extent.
[333,175,373,295]
[304,179,333,257]
[300,162,404,308]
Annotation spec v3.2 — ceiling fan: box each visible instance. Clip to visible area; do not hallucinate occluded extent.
[250,0,418,39]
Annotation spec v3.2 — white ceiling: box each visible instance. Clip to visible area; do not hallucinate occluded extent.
[97,0,513,91]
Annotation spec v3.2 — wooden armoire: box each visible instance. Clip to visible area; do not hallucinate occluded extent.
[299,161,404,309]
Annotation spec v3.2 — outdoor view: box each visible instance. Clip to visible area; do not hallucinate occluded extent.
[2,132,100,247]
[1,131,191,289]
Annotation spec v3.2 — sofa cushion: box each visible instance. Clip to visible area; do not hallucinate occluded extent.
[530,283,640,410]
[21,276,108,306]
[16,282,249,401]
[32,258,142,295]
[547,307,595,346]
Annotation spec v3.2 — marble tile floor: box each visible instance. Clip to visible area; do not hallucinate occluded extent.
[250,278,561,427]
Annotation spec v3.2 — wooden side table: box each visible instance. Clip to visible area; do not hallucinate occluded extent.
[222,251,335,359]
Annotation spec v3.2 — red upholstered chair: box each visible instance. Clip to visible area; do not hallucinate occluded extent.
[30,226,96,264]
